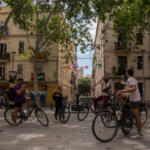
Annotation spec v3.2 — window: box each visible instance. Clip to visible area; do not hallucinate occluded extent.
[0,43,7,57]
[35,40,45,53]
[109,14,114,21]
[0,66,5,78]
[18,24,25,30]
[118,56,127,75]
[17,64,23,75]
[18,41,24,54]
[137,56,142,69]
[136,33,143,45]
[37,63,43,73]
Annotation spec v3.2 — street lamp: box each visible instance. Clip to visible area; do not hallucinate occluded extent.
[11,51,16,71]
[140,49,145,103]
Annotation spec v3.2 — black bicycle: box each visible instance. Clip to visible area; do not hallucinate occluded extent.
[58,96,70,123]
[77,93,116,121]
[4,94,49,126]
[92,96,133,142]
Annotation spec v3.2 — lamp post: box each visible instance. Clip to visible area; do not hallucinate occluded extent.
[140,49,145,103]
[11,51,16,71]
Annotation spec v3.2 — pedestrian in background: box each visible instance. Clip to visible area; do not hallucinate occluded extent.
[52,85,63,122]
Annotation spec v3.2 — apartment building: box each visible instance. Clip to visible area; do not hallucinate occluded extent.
[77,67,83,78]
[0,6,77,105]
[92,18,150,104]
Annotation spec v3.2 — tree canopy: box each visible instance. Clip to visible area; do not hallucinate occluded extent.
[78,77,91,95]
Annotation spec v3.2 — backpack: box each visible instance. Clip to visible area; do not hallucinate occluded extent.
[7,88,15,102]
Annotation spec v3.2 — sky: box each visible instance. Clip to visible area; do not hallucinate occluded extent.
[77,22,97,77]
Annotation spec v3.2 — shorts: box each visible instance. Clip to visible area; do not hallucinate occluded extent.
[130,101,140,109]
[15,100,25,108]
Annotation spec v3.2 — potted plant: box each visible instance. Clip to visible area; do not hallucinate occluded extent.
[4,52,10,60]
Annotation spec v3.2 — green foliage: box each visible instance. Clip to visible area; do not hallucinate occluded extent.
[78,77,91,95]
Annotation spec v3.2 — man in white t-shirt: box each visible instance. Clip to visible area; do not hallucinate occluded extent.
[93,77,111,111]
[116,68,143,139]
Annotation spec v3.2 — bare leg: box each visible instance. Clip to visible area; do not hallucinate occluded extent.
[131,109,142,132]
[27,100,31,111]
[13,107,20,124]
[120,93,129,109]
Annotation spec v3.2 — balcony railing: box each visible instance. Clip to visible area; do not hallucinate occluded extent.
[114,42,131,51]
[112,67,126,76]
[0,26,9,35]
[0,53,10,60]
[31,73,45,81]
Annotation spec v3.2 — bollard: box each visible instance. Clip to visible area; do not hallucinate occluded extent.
[68,103,70,110]
[51,102,53,110]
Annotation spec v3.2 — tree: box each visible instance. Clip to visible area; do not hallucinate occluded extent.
[78,77,91,95]
[3,0,122,106]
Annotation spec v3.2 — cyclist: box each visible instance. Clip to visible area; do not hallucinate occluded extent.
[115,68,143,139]
[13,78,26,126]
[93,77,111,111]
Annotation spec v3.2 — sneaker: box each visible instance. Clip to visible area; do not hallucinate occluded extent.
[26,111,31,115]
[13,124,21,127]
[55,120,59,122]
[130,134,144,139]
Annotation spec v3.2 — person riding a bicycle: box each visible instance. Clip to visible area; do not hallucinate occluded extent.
[13,78,26,126]
[93,77,111,111]
[115,68,143,139]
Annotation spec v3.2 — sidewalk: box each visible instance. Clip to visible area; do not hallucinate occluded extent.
[0,107,150,150]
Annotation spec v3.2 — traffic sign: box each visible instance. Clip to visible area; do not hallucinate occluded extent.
[70,79,75,85]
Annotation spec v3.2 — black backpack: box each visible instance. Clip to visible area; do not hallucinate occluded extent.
[7,88,15,102]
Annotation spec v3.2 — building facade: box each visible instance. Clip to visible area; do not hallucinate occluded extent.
[0,6,77,105]
[92,18,150,104]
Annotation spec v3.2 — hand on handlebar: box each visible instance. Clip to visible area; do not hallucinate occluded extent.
[115,90,124,97]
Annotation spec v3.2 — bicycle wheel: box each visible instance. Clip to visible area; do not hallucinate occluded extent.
[133,106,148,125]
[4,107,22,125]
[59,106,70,123]
[122,110,133,135]
[77,106,89,121]
[35,108,49,126]
[92,110,118,142]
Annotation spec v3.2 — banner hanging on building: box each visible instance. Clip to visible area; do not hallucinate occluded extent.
[9,71,17,83]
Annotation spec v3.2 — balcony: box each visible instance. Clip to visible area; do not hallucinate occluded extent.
[31,73,45,81]
[0,26,9,35]
[0,53,10,63]
[112,67,126,76]
[114,42,131,53]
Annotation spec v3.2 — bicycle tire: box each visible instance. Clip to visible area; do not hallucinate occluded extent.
[92,110,118,142]
[4,107,22,125]
[59,106,70,123]
[133,106,148,125]
[35,108,49,126]
[77,106,89,121]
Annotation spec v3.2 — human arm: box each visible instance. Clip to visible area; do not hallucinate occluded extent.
[120,80,127,86]
[102,82,111,92]
[16,85,26,96]
[115,79,136,97]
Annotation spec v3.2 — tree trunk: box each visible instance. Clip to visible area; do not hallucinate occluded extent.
[33,52,41,108]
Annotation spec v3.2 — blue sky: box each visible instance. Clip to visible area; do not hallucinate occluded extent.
[77,22,97,77]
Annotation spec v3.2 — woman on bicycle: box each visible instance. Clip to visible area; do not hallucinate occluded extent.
[52,85,63,122]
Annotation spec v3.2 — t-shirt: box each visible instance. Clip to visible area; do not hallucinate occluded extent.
[103,82,112,96]
[13,84,24,102]
[127,77,141,102]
